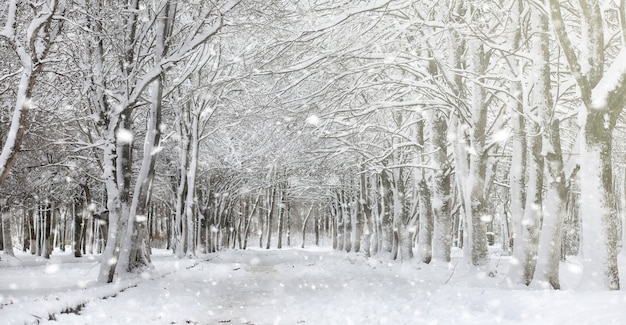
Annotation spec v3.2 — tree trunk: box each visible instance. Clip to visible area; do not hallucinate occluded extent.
[265,186,276,250]
[286,202,291,246]
[97,114,124,283]
[42,203,53,259]
[277,188,284,249]
[517,4,551,286]
[341,191,352,253]
[579,111,620,290]
[183,108,200,256]
[174,130,189,257]
[314,215,320,246]
[27,209,35,255]
[2,206,14,257]
[124,55,168,267]
[301,204,314,249]
[507,121,527,276]
[430,109,451,263]
[73,200,84,257]
[416,119,433,263]
[334,197,344,251]
[533,120,568,289]
[505,0,526,261]
[393,169,412,260]
[380,171,393,253]
[242,195,260,249]
[359,171,373,257]
[517,119,543,285]
[418,178,433,263]
[462,38,489,266]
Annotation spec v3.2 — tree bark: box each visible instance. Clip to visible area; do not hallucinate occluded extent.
[416,119,433,263]
[579,111,620,290]
[1,206,14,257]
[265,186,276,250]
[301,204,314,249]
[430,109,452,263]
[380,171,393,253]
[505,0,526,271]
[460,38,489,266]
[533,120,568,289]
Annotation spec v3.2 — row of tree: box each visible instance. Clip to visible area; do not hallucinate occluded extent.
[2,0,626,290]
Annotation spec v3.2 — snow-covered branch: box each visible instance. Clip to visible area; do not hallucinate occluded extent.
[127,0,240,109]
[0,0,18,41]
[304,0,392,32]
[591,48,626,112]
[547,0,592,106]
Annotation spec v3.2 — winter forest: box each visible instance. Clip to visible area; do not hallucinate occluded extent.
[2,0,626,323]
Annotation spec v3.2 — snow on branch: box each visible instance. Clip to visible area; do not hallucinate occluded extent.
[547,0,592,106]
[304,0,392,32]
[0,0,18,40]
[128,0,240,110]
[26,0,59,61]
[591,48,626,110]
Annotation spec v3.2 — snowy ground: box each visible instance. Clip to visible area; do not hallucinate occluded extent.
[2,247,626,324]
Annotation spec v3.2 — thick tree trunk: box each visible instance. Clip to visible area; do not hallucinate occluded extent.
[430,109,452,263]
[183,110,200,256]
[517,5,551,286]
[174,132,189,257]
[98,116,124,283]
[393,170,412,260]
[579,111,620,290]
[124,66,166,268]
[505,0,526,264]
[460,39,489,266]
[533,120,568,289]
[518,122,543,285]
[111,114,134,275]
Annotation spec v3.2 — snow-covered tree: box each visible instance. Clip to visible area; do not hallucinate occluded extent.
[69,0,244,283]
[0,0,65,190]
[548,0,626,290]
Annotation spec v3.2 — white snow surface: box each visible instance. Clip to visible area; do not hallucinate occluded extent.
[2,247,626,324]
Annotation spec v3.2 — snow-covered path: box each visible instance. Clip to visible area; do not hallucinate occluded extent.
[3,248,626,324]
